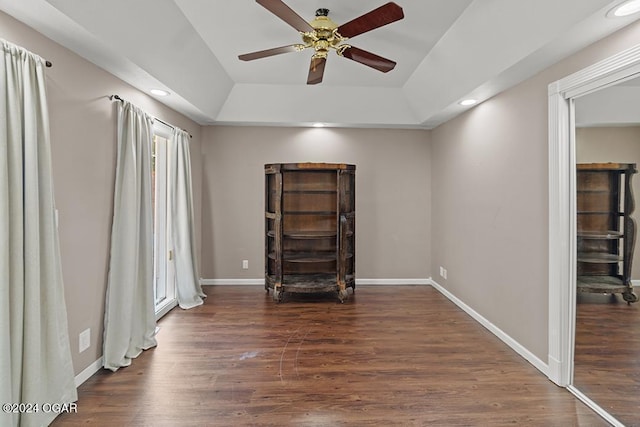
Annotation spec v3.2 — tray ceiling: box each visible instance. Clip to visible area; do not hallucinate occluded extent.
[1,0,639,128]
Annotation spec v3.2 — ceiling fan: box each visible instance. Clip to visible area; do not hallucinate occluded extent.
[238,0,404,84]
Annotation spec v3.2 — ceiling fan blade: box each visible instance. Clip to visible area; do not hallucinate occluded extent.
[337,2,404,39]
[256,0,314,33]
[340,46,396,73]
[239,44,303,61]
[307,57,326,85]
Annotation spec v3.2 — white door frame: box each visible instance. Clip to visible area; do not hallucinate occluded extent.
[548,42,640,424]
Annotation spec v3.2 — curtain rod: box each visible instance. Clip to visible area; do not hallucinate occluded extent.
[109,94,192,138]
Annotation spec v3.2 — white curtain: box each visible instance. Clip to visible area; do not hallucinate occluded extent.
[103,100,157,371]
[169,129,205,309]
[0,39,77,427]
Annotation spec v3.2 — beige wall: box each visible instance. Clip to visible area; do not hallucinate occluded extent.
[200,126,431,281]
[0,10,203,376]
[431,20,640,361]
[576,126,640,279]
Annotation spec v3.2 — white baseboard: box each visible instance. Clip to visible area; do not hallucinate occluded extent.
[429,278,549,377]
[200,279,264,285]
[74,357,103,387]
[547,355,564,386]
[568,386,625,427]
[356,278,431,285]
[200,278,431,286]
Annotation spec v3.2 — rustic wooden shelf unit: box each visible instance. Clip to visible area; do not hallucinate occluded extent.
[577,162,638,303]
[265,163,355,302]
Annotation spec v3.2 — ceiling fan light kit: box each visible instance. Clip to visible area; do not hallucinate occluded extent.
[239,0,404,84]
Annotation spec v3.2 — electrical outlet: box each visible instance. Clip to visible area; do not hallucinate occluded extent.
[79,328,90,353]
[242,260,249,270]
[443,268,448,280]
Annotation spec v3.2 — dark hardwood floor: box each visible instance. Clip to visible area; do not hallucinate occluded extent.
[574,291,640,427]
[53,286,606,426]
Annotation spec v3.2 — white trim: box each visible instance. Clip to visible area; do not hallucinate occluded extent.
[430,279,549,376]
[155,298,177,320]
[200,278,265,285]
[199,278,432,286]
[548,81,576,387]
[561,44,640,99]
[548,41,640,398]
[568,386,625,427]
[74,357,103,387]
[356,278,431,285]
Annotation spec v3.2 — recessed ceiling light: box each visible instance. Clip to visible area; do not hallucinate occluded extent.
[150,89,170,96]
[608,0,640,17]
[312,122,325,128]
[459,99,477,106]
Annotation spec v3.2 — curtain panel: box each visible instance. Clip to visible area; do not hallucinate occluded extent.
[102,100,157,371]
[0,39,77,427]
[169,129,205,309]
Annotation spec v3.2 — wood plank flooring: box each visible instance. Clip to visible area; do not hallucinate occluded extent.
[574,292,640,426]
[52,286,606,426]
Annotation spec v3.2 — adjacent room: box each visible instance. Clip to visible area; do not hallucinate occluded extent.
[2,1,640,425]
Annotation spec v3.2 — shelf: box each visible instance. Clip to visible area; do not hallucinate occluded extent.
[577,275,626,293]
[577,230,623,239]
[577,211,623,215]
[265,274,355,292]
[577,252,623,263]
[284,211,337,215]
[267,230,337,238]
[287,230,337,239]
[577,162,635,172]
[268,251,353,262]
[267,230,352,239]
[268,252,335,262]
[284,190,337,194]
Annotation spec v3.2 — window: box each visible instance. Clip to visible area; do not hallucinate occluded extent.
[152,130,176,319]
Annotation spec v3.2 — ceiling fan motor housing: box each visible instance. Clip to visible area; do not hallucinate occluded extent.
[303,9,342,59]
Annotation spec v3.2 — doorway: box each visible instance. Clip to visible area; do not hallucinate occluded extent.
[548,42,640,425]
[152,133,177,319]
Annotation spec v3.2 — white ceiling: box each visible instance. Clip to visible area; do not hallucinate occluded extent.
[1,0,640,128]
